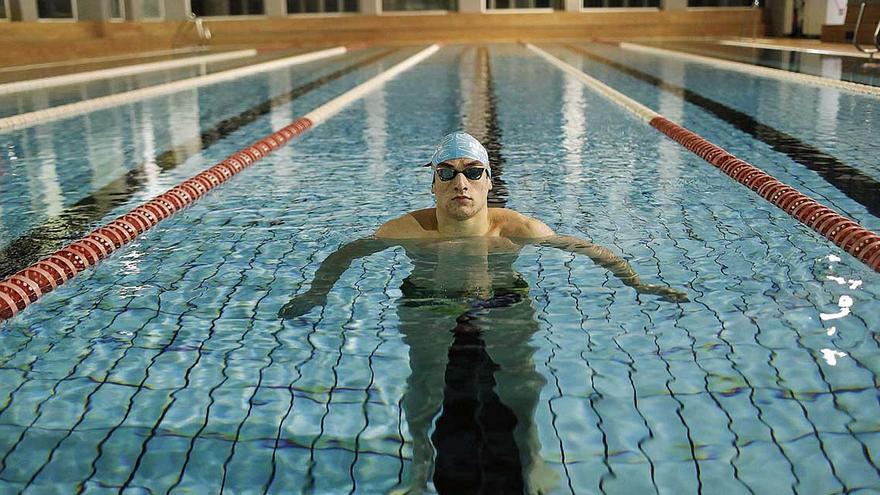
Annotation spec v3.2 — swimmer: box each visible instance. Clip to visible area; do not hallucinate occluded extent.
[280,130,687,320]
[280,131,687,494]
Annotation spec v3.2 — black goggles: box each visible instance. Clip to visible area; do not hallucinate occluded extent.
[435,167,487,181]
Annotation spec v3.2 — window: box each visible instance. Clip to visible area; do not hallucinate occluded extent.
[687,0,753,6]
[191,0,265,15]
[288,0,357,13]
[0,0,7,19]
[110,0,124,19]
[485,0,561,9]
[584,0,658,7]
[37,0,74,18]
[383,0,456,10]
[141,0,163,18]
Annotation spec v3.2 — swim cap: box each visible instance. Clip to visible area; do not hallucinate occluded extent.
[430,131,491,177]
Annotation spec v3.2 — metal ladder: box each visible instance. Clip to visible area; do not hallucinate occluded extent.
[172,13,213,49]
[853,2,880,60]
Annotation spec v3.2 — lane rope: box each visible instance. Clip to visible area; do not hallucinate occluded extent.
[618,42,880,98]
[0,47,210,74]
[525,43,880,273]
[0,49,257,96]
[717,39,874,59]
[0,46,348,134]
[0,44,440,322]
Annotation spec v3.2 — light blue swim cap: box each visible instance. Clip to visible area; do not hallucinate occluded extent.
[430,131,491,177]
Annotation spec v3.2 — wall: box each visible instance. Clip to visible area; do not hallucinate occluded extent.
[0,8,763,66]
[821,0,880,42]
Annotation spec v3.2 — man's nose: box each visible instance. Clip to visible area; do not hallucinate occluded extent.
[452,172,469,190]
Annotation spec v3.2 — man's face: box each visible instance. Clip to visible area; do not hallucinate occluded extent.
[431,158,492,221]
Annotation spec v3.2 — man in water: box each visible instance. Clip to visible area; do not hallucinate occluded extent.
[281,131,686,493]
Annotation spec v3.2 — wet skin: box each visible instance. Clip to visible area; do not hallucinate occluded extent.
[280,237,549,493]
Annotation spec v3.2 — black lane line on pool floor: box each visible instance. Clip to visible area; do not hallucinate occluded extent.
[433,314,525,494]
[476,46,509,208]
[565,44,880,220]
[428,46,526,493]
[0,47,398,280]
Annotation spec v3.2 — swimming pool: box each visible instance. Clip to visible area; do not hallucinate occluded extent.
[639,40,880,88]
[0,43,878,493]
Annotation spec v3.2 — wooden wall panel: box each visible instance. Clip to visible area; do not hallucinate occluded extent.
[1,9,762,67]
[821,2,880,43]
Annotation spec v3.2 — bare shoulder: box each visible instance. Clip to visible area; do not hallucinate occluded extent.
[491,208,555,238]
[376,209,438,239]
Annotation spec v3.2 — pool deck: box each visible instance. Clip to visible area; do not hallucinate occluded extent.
[718,37,877,58]
[2,36,873,85]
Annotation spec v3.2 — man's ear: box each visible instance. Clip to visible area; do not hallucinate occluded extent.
[431,174,436,194]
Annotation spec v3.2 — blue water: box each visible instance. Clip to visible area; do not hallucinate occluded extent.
[0,43,878,493]
[644,40,880,88]
[0,49,321,119]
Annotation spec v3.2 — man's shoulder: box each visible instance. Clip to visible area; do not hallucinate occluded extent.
[376,209,438,239]
[491,208,555,238]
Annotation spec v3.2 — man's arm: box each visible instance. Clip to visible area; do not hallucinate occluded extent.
[536,235,689,303]
[278,237,392,319]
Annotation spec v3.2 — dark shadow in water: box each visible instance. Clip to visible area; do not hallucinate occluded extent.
[466,46,509,208]
[567,44,880,219]
[0,48,397,279]
[432,304,525,494]
[391,240,548,494]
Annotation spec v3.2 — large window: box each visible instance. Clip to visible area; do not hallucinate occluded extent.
[485,0,561,9]
[688,0,752,6]
[383,0,455,10]
[141,0,163,17]
[110,0,124,19]
[192,0,265,15]
[288,0,357,13]
[584,0,658,6]
[37,0,74,18]
[1,0,7,19]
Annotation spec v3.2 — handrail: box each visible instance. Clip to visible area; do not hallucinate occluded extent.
[751,0,760,40]
[172,13,212,49]
[738,0,761,40]
[853,2,879,59]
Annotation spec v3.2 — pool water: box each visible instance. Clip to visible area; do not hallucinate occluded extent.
[0,43,878,493]
[642,40,880,88]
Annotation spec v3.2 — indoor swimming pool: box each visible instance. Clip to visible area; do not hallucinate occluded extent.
[640,39,880,88]
[0,43,878,493]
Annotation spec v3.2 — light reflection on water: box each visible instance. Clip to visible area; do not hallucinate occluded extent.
[0,44,877,493]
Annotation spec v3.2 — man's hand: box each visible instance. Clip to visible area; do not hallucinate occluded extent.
[637,284,690,303]
[278,290,325,319]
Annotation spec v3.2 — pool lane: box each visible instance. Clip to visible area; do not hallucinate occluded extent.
[0,44,877,494]
[0,47,329,119]
[0,47,420,255]
[543,42,880,233]
[0,48,401,279]
[0,47,215,82]
[641,40,880,88]
[562,44,880,220]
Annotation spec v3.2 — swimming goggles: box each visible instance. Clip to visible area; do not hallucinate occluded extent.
[435,167,487,181]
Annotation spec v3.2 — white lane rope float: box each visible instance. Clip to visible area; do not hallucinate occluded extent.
[525,43,880,273]
[0,44,440,321]
[0,47,211,74]
[0,46,349,134]
[0,49,257,96]
[618,42,880,98]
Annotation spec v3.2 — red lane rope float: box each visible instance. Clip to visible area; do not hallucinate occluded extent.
[0,117,314,321]
[525,43,880,274]
[650,116,880,272]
